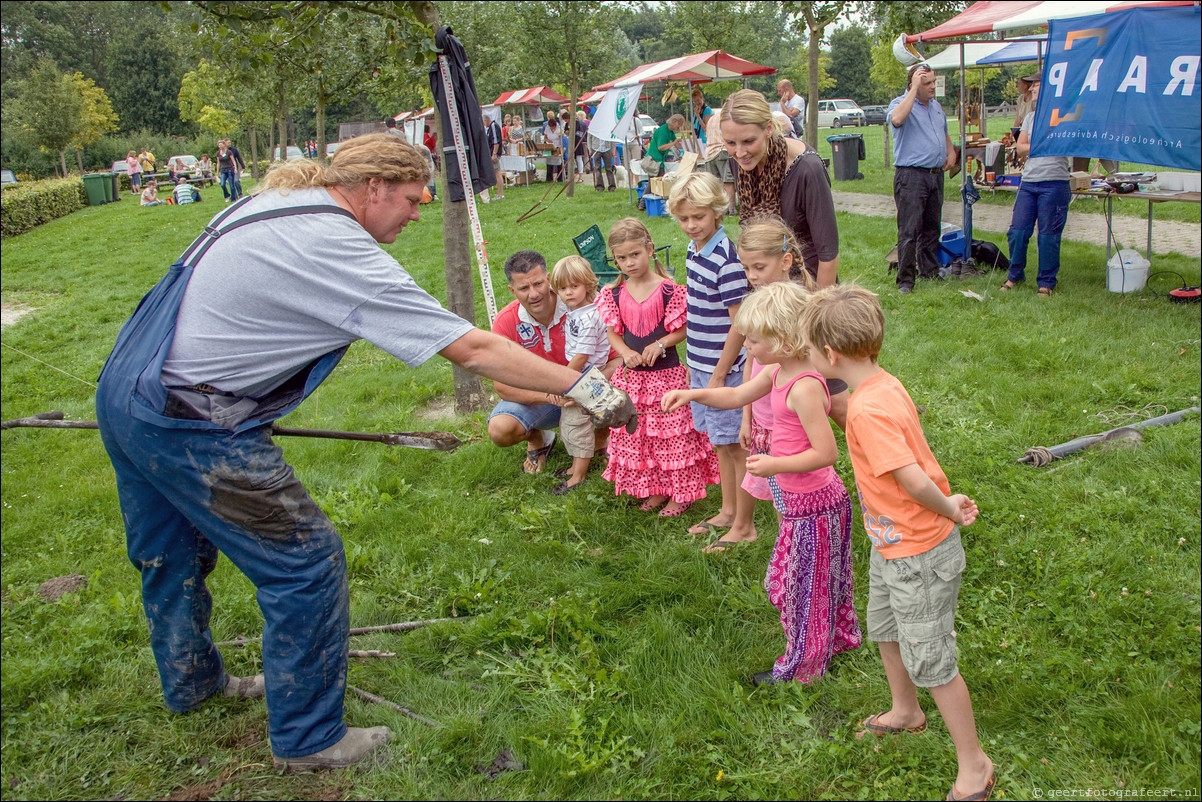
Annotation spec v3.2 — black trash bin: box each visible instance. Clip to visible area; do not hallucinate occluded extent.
[110,171,122,201]
[826,133,864,181]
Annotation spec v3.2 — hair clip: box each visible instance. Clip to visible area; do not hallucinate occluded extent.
[782,235,787,253]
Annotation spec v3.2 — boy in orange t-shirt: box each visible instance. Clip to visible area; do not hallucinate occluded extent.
[802,284,996,802]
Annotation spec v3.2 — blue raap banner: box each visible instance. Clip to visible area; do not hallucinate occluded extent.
[1029,6,1200,172]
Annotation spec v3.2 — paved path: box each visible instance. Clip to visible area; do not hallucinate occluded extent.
[834,191,1200,258]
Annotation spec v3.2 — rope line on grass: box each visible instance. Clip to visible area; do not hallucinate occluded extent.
[0,342,97,389]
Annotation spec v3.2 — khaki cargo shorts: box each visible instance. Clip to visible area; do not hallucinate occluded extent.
[866,526,966,688]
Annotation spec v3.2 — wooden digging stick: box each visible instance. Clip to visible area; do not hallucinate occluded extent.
[215,616,474,647]
[348,686,439,728]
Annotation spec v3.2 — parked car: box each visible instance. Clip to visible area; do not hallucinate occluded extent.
[861,105,888,126]
[273,146,305,161]
[630,114,658,149]
[111,160,130,175]
[1,169,17,186]
[326,142,341,157]
[167,155,199,175]
[817,99,866,128]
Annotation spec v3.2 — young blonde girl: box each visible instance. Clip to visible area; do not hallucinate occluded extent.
[598,218,719,516]
[736,217,814,508]
[662,281,860,685]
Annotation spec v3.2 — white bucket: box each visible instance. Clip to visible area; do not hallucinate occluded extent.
[1106,249,1150,293]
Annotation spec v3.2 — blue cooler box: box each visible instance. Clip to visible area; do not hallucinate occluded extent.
[644,195,667,217]
[936,225,966,266]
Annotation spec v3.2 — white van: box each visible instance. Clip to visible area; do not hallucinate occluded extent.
[817,99,865,128]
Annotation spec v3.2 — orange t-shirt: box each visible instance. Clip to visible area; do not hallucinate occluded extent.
[845,370,953,559]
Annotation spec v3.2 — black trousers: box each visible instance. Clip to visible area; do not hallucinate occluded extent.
[894,166,944,287]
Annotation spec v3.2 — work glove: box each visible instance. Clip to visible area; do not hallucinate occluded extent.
[564,367,638,433]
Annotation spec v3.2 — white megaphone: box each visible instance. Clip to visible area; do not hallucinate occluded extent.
[893,33,925,66]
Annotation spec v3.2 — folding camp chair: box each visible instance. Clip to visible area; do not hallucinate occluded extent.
[572,224,672,286]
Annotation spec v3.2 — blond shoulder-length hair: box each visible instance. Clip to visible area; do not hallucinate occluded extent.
[255,133,431,194]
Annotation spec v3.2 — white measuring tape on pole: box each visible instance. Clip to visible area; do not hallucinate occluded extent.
[436,54,498,326]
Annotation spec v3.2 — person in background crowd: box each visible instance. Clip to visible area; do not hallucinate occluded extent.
[140,180,163,207]
[692,88,714,144]
[484,113,505,199]
[1001,80,1071,297]
[887,65,959,294]
[777,79,806,139]
[127,150,143,194]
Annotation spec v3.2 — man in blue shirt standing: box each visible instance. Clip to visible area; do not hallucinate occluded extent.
[887,65,957,294]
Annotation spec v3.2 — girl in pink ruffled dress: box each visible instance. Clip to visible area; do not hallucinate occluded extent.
[597,218,720,517]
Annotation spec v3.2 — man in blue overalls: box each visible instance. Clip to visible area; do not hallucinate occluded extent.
[96,134,636,771]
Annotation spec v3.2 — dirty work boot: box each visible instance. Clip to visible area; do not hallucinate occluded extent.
[273,726,391,772]
[223,674,266,699]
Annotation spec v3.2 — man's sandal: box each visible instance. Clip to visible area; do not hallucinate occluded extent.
[858,711,927,738]
[522,431,556,474]
[1037,286,1053,297]
[999,280,1017,291]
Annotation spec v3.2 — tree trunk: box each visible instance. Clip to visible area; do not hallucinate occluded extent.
[416,0,485,413]
[277,94,289,161]
[75,149,84,174]
[315,89,327,163]
[807,30,820,146]
[59,149,68,177]
[250,126,260,181]
[565,69,578,198]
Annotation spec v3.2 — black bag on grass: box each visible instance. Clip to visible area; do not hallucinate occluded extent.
[972,239,1009,271]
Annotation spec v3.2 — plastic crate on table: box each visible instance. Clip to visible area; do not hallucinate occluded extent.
[644,195,667,217]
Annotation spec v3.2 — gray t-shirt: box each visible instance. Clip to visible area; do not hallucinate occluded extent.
[1020,113,1071,183]
[161,187,473,396]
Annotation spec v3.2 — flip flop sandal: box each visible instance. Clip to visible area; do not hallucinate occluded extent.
[858,711,928,738]
[639,496,668,512]
[999,280,1017,291]
[687,520,729,537]
[550,480,583,496]
[1038,286,1053,297]
[947,771,996,801]
[703,536,746,553]
[522,431,556,474]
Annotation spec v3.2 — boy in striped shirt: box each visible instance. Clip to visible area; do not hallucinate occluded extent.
[669,173,755,549]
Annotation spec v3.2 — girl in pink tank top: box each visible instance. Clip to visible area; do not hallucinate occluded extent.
[662,281,860,685]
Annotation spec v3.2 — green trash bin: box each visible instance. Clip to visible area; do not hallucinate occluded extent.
[100,171,115,203]
[82,173,108,206]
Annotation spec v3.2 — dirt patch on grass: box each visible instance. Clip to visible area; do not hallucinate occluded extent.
[1,302,36,328]
[415,394,457,423]
[37,574,87,602]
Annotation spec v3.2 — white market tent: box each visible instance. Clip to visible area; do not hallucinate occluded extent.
[905,0,1193,43]
[922,36,1045,71]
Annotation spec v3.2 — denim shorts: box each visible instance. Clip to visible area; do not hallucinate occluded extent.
[689,367,743,446]
[866,526,965,688]
[487,400,561,434]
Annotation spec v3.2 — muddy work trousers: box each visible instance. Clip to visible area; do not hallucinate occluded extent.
[96,380,349,759]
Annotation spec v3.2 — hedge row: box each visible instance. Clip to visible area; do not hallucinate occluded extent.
[0,178,87,239]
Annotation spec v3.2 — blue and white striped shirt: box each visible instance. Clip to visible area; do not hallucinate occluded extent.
[685,226,747,374]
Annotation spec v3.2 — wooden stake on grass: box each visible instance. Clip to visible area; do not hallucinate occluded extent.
[348,685,439,728]
[215,616,473,647]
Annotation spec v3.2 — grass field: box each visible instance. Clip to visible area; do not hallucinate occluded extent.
[1,176,1199,801]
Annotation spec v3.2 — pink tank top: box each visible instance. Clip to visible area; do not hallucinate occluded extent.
[770,368,836,494]
[749,358,773,427]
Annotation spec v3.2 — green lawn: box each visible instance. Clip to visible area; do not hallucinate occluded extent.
[1,182,1199,801]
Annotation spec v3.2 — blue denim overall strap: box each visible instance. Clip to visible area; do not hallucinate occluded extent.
[97,199,358,433]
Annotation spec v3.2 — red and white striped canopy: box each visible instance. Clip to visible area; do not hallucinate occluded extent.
[908,0,1195,41]
[493,86,569,105]
[578,90,607,105]
[593,50,775,90]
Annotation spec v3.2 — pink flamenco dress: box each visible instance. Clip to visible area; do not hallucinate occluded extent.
[597,280,720,504]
